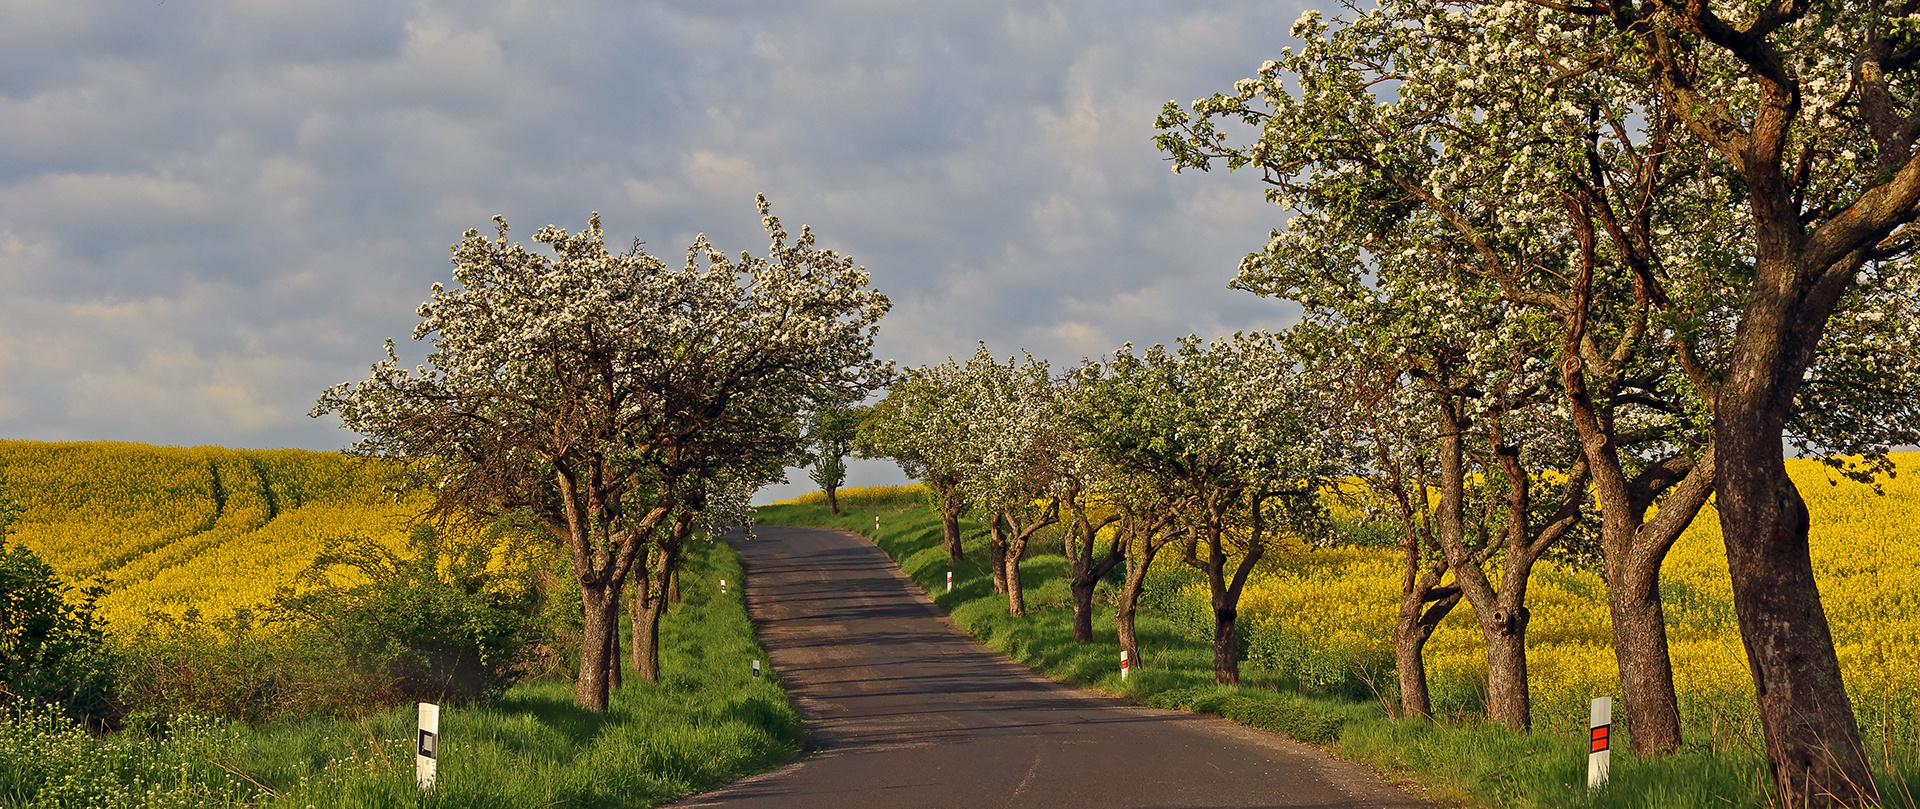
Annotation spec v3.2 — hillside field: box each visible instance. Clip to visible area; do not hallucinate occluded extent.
[0,440,431,629]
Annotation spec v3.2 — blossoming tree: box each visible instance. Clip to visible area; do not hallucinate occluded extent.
[858,361,978,563]
[1158,0,1920,798]
[314,198,890,711]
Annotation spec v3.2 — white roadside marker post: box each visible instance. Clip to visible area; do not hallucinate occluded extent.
[720,578,727,594]
[752,659,762,679]
[946,571,953,592]
[416,702,439,792]
[1588,696,1612,791]
[1120,650,1130,680]
[874,516,880,533]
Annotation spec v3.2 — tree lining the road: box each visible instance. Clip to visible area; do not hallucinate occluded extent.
[315,197,889,712]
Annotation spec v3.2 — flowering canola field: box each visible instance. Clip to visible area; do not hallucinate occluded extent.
[0,440,426,629]
[1231,452,1920,749]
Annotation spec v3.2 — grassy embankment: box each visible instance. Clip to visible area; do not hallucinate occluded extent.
[0,440,801,809]
[756,485,1920,809]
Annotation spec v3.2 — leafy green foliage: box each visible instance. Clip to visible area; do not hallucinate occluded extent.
[0,474,117,726]
[272,524,541,706]
[0,537,802,808]
[0,544,116,726]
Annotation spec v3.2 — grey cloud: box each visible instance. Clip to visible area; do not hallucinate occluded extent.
[0,0,1310,476]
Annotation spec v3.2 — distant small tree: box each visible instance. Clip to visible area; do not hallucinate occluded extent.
[859,359,981,563]
[1066,346,1196,657]
[1077,334,1337,685]
[802,404,868,515]
[952,347,1066,617]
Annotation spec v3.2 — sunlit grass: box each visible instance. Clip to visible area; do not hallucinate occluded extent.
[0,537,801,809]
[757,486,1920,808]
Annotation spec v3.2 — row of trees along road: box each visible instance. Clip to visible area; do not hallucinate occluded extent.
[1150,0,1920,804]
[314,197,890,713]
[861,337,1346,686]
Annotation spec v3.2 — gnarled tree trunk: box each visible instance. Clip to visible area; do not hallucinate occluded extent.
[632,515,692,684]
[1719,409,1876,807]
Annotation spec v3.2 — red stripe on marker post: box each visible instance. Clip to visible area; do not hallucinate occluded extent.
[1588,697,1612,790]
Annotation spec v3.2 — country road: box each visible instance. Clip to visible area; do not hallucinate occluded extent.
[669,525,1428,809]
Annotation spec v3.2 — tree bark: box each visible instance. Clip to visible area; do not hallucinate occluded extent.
[632,596,664,684]
[1114,528,1166,670]
[1069,583,1096,643]
[637,557,660,672]
[1213,606,1240,685]
[1065,508,1123,644]
[1427,396,1587,732]
[576,580,621,711]
[1480,598,1532,730]
[1719,418,1877,807]
[1004,538,1027,618]
[632,516,691,684]
[1394,576,1461,721]
[1609,563,1680,752]
[825,485,840,516]
[607,583,624,691]
[937,479,966,563]
[987,517,1008,595]
[1000,502,1060,618]
[1190,490,1264,686]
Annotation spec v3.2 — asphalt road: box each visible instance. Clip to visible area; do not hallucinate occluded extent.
[670,524,1427,809]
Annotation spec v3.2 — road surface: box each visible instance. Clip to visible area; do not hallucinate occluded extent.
[671,525,1426,809]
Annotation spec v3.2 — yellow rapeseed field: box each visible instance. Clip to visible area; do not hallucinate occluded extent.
[0,440,430,629]
[1233,452,1920,749]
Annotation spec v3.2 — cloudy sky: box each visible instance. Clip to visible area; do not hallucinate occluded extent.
[0,0,1309,501]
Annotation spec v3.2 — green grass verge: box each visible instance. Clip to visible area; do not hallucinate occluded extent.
[755,498,1920,809]
[0,536,802,809]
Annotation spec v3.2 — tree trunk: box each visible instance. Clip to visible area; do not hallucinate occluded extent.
[825,485,840,516]
[629,562,652,674]
[576,580,619,711]
[1213,606,1239,686]
[999,505,1058,618]
[1070,581,1097,643]
[1193,491,1262,687]
[633,596,665,683]
[1719,429,1877,808]
[1064,509,1123,645]
[1394,579,1461,721]
[608,583,624,691]
[987,517,1008,595]
[939,482,966,563]
[1004,529,1027,618]
[1610,559,1683,754]
[1479,601,1531,731]
[1114,538,1160,669]
[632,521,688,684]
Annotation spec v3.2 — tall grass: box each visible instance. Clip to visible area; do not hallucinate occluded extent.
[0,536,802,809]
[756,493,1920,808]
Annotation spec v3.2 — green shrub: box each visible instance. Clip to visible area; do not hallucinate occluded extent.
[115,608,345,726]
[0,534,117,726]
[272,524,542,706]
[117,523,547,724]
